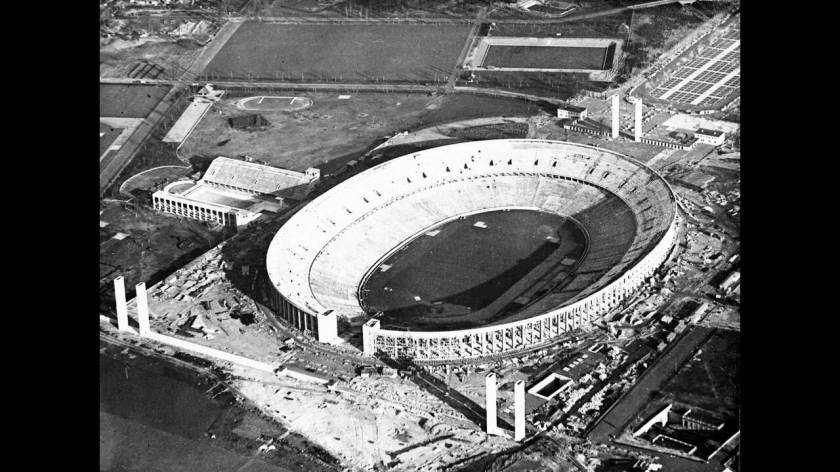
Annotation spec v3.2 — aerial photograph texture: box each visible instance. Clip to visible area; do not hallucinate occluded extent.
[99,0,741,471]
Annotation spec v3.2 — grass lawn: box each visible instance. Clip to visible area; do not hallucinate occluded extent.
[204,22,471,82]
[100,83,171,118]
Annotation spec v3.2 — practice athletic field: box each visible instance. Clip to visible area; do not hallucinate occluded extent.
[235,96,312,112]
[483,45,609,70]
[360,209,588,331]
[203,22,472,82]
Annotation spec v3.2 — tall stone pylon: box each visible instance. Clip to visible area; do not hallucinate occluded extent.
[486,372,497,434]
[114,276,129,332]
[514,380,526,441]
[611,93,620,138]
[136,282,151,337]
[634,97,643,142]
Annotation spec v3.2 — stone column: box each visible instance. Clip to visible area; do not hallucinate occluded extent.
[515,380,526,441]
[136,282,151,337]
[611,94,620,138]
[486,372,497,434]
[634,97,643,142]
[114,276,129,332]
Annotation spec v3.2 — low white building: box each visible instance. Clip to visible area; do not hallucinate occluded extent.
[556,104,588,120]
[694,128,726,146]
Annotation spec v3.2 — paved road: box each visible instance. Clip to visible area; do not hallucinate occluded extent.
[220,1,690,25]
[209,80,440,93]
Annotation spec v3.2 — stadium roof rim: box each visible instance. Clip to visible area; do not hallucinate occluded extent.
[266,139,677,321]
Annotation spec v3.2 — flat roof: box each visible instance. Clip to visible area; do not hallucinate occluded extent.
[696,128,725,137]
[558,104,587,113]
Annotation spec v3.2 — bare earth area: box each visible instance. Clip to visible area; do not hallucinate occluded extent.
[100,38,204,79]
[179,92,544,174]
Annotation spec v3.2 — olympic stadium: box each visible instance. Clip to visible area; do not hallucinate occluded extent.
[265,139,678,362]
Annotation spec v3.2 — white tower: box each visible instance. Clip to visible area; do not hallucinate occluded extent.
[136,282,151,337]
[611,93,620,138]
[486,372,497,434]
[114,276,130,332]
[317,310,338,344]
[514,380,526,441]
[634,97,643,142]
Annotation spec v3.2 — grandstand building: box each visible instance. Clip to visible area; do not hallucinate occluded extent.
[266,140,677,362]
[153,157,320,227]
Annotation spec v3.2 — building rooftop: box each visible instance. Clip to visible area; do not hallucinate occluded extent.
[695,128,725,137]
[558,103,587,113]
[202,156,316,198]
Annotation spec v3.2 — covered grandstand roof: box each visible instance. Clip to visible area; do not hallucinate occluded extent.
[201,157,316,197]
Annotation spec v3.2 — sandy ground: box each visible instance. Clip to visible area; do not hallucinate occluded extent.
[100,38,203,79]
[180,93,443,173]
[138,259,520,470]
[230,366,514,471]
[178,91,543,175]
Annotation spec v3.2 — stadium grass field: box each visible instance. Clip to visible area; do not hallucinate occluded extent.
[203,22,472,82]
[482,45,609,70]
[360,209,588,331]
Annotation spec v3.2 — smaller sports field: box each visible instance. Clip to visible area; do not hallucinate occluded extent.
[483,45,609,70]
[235,96,313,112]
[204,22,472,82]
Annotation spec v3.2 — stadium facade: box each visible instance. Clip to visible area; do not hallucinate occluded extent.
[266,139,678,362]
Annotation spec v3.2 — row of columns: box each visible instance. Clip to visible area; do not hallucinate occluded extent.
[365,217,678,362]
[153,194,230,226]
